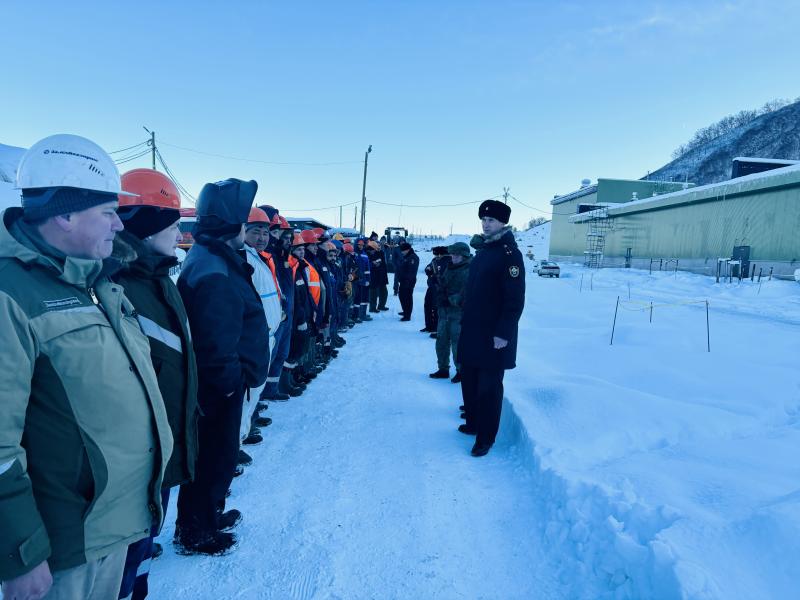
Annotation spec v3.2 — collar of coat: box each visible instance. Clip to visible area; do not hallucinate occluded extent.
[469,225,513,251]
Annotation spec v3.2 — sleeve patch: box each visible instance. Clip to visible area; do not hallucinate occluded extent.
[509,265,520,278]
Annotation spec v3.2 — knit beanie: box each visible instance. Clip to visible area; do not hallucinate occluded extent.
[118,205,180,239]
[22,187,119,221]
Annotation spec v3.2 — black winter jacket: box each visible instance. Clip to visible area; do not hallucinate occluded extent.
[396,250,420,285]
[368,250,390,286]
[112,232,199,488]
[457,229,525,370]
[178,234,270,409]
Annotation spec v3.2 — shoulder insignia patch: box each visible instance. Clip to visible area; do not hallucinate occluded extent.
[509,265,520,278]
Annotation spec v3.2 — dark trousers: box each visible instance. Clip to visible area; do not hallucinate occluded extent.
[460,366,505,446]
[119,488,170,599]
[176,391,244,533]
[423,286,438,331]
[369,285,388,311]
[398,281,415,317]
[263,319,290,396]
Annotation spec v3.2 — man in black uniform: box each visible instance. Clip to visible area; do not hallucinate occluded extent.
[457,200,525,457]
[396,242,419,321]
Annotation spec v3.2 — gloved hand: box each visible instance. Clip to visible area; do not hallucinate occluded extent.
[297,322,308,331]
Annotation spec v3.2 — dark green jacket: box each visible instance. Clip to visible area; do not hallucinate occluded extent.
[436,257,472,314]
[0,208,173,581]
[111,232,198,489]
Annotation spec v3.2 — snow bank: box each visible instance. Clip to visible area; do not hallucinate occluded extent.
[501,240,800,598]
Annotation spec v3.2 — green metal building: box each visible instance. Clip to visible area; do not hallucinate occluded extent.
[549,166,800,279]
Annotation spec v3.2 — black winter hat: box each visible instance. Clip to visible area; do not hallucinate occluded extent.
[118,205,180,239]
[197,178,258,225]
[399,242,412,251]
[478,199,511,224]
[22,187,119,221]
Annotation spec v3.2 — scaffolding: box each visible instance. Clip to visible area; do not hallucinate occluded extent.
[583,207,613,268]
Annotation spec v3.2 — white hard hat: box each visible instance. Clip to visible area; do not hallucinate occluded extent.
[16,134,131,195]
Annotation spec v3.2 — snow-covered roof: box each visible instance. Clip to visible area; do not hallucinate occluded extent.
[732,156,800,165]
[550,184,598,206]
[604,162,800,217]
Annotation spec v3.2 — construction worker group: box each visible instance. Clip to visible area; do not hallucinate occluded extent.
[0,134,525,600]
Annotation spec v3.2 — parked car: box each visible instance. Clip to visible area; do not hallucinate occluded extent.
[537,260,560,278]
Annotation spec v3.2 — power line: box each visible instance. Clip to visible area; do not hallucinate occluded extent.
[159,141,364,167]
[288,201,361,212]
[108,141,149,154]
[510,194,573,216]
[155,148,197,204]
[368,194,502,209]
[114,150,151,165]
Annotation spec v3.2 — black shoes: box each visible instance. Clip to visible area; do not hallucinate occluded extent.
[379,307,389,311]
[264,391,290,402]
[458,424,477,435]
[242,432,263,446]
[429,368,450,379]
[419,327,429,332]
[233,466,244,478]
[237,449,252,467]
[459,405,465,411]
[429,333,437,339]
[217,509,242,532]
[174,526,237,556]
[256,401,269,411]
[398,312,405,316]
[253,416,272,428]
[451,372,461,383]
[400,317,411,322]
[471,442,493,457]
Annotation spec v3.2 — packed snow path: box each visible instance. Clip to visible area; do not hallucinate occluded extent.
[150,289,566,599]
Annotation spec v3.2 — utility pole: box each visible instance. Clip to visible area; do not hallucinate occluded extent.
[503,186,510,204]
[143,126,156,170]
[339,205,342,228]
[359,145,372,235]
[354,206,358,229]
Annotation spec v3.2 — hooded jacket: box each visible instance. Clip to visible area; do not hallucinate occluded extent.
[244,243,282,348]
[110,231,199,489]
[0,208,173,581]
[178,233,269,407]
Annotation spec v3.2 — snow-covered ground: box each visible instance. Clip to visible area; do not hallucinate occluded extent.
[153,222,798,599]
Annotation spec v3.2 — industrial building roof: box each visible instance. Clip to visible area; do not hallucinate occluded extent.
[606,162,800,217]
[550,184,597,206]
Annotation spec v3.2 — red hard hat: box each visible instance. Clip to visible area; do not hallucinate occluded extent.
[119,169,180,209]
[279,215,291,229]
[248,207,270,224]
[291,233,305,247]
[300,229,318,244]
[342,243,354,253]
[312,227,324,236]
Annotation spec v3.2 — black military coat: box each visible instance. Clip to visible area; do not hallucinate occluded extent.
[457,229,525,370]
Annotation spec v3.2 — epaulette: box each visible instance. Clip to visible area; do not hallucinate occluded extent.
[503,243,513,256]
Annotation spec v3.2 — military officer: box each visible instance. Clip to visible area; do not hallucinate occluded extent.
[457,200,525,457]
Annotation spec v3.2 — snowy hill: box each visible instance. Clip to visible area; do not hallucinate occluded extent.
[0,143,24,209]
[648,100,800,185]
[417,220,551,259]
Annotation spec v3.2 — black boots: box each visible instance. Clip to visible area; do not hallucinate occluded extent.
[471,442,493,457]
[429,368,449,379]
[174,526,237,556]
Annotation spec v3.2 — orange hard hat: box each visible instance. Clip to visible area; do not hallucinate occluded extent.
[342,243,354,253]
[268,213,282,230]
[278,215,291,229]
[367,240,380,251]
[291,233,305,247]
[312,227,324,236]
[300,229,318,244]
[119,169,180,209]
[248,207,270,224]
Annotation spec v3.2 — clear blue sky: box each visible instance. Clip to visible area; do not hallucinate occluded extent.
[2,0,798,235]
